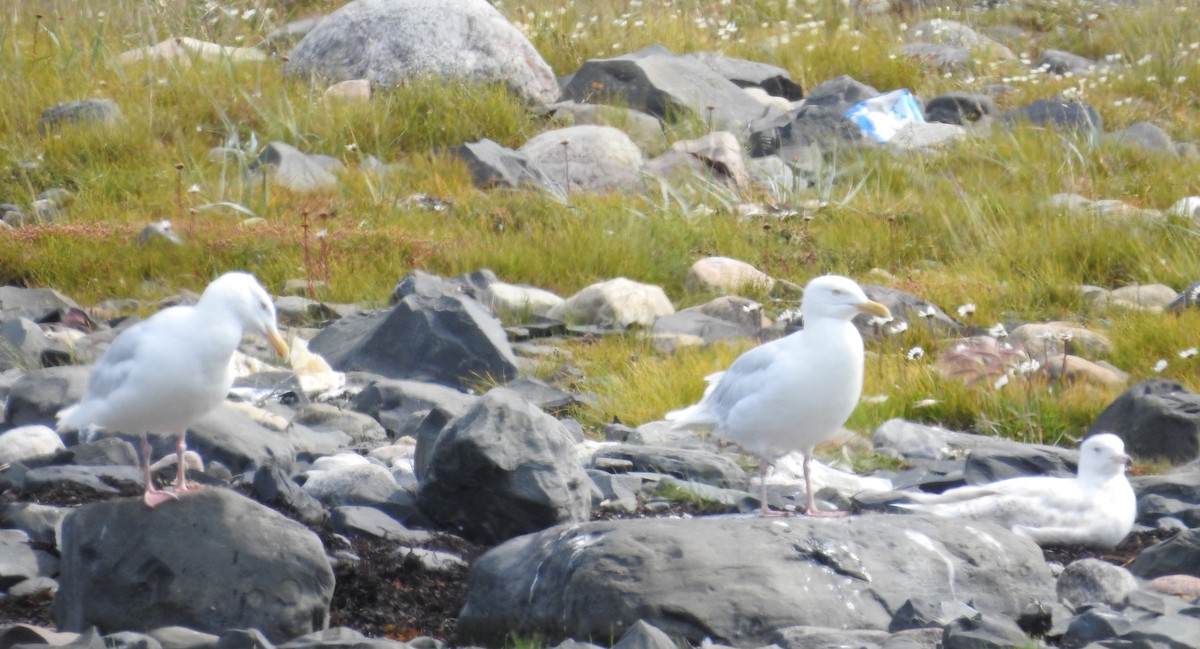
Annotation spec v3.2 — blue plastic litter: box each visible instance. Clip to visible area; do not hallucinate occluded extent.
[845,89,926,143]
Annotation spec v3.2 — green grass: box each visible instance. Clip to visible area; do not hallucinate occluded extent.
[4,0,1200,447]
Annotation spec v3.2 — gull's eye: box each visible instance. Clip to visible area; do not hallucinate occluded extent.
[832,289,843,295]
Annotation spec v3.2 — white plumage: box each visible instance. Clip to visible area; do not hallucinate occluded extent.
[898,433,1136,549]
[59,271,289,507]
[667,275,890,516]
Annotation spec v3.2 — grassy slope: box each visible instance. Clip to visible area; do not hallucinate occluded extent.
[3,0,1200,446]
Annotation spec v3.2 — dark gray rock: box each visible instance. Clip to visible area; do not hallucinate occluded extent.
[21,464,142,495]
[1111,609,1200,648]
[175,403,297,475]
[889,598,979,632]
[1,318,72,370]
[250,464,327,525]
[249,142,343,193]
[591,444,747,489]
[348,375,475,435]
[446,139,545,189]
[330,505,434,544]
[38,99,122,135]
[504,376,585,417]
[804,75,880,114]
[457,515,1056,646]
[283,0,558,105]
[558,45,783,136]
[0,529,58,588]
[1057,558,1139,609]
[310,293,518,391]
[0,286,83,322]
[518,125,645,194]
[748,104,862,160]
[1129,528,1200,579]
[3,365,90,428]
[1105,121,1176,155]
[1089,379,1200,463]
[1062,606,1132,648]
[686,52,803,100]
[941,615,1029,649]
[1167,281,1200,313]
[962,440,1075,484]
[924,92,998,125]
[1004,99,1102,135]
[54,489,334,642]
[1131,463,1200,527]
[417,387,591,544]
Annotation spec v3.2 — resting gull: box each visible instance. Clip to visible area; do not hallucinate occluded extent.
[667,275,890,516]
[898,433,1136,548]
[59,271,289,507]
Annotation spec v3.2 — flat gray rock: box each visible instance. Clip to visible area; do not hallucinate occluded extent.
[4,365,91,428]
[458,514,1056,645]
[518,125,645,194]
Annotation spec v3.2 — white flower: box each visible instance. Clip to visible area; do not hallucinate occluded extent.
[987,322,1008,338]
[916,305,937,319]
[914,398,940,408]
[1154,359,1168,373]
[345,143,357,152]
[862,394,889,404]
[1017,359,1042,374]
[957,303,976,318]
[1179,348,1198,359]
[187,184,201,194]
[887,320,909,335]
[867,314,894,326]
[993,374,1010,389]
[906,346,925,360]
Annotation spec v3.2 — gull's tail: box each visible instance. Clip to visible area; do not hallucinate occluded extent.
[665,371,726,430]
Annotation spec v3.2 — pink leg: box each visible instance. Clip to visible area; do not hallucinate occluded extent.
[140,433,177,508]
[756,457,785,517]
[803,453,848,517]
[172,431,203,494]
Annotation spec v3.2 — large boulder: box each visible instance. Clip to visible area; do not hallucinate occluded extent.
[0,286,82,321]
[518,125,645,194]
[417,387,592,544]
[1089,379,1200,464]
[458,514,1056,646]
[283,0,558,104]
[548,278,674,329]
[4,365,91,428]
[309,294,518,391]
[54,489,335,642]
[559,46,784,137]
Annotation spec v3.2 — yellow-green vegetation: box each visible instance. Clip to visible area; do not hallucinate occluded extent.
[3,0,1200,449]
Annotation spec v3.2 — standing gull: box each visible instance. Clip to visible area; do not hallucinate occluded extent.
[59,272,289,507]
[667,275,890,516]
[897,433,1136,549]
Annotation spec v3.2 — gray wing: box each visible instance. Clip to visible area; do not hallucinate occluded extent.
[703,338,787,417]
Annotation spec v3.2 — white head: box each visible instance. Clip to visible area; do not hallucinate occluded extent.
[1078,433,1131,481]
[800,275,891,322]
[197,272,289,358]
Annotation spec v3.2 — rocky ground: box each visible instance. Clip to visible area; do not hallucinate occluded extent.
[0,475,1182,644]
